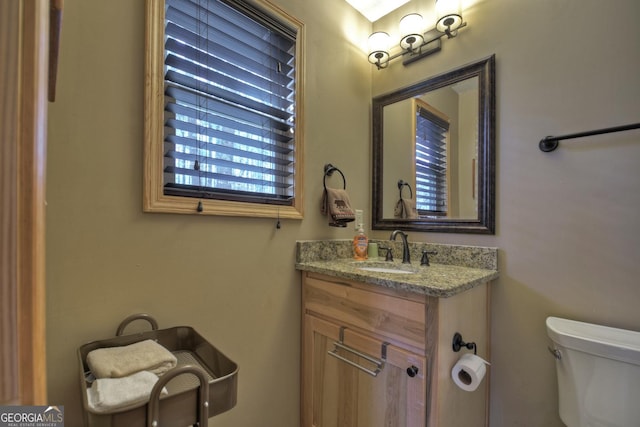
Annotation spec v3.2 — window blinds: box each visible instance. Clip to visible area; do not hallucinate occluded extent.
[163,0,297,204]
[415,106,448,214]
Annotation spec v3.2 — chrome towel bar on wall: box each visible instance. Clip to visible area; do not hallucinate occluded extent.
[539,122,640,152]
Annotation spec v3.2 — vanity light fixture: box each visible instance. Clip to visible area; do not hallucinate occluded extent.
[367,0,467,70]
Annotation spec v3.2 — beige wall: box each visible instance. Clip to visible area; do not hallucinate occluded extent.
[46,1,640,427]
[457,88,478,218]
[371,0,640,426]
[382,99,413,218]
[46,0,371,425]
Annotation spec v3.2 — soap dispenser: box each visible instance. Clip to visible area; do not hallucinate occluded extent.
[353,224,368,260]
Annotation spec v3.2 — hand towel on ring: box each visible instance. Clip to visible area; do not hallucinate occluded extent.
[321,188,356,226]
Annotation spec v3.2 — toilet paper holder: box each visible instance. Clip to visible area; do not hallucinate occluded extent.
[452,332,477,355]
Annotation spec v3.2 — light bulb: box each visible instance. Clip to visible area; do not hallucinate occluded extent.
[436,0,463,35]
[367,31,390,67]
[399,13,424,50]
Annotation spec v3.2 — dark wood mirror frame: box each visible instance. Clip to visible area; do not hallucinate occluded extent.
[372,54,495,234]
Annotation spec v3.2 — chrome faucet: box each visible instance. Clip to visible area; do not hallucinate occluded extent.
[390,230,411,264]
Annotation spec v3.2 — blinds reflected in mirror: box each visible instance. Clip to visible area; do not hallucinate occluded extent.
[415,102,449,215]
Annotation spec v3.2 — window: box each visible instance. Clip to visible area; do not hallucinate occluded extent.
[144,0,304,218]
[414,100,449,215]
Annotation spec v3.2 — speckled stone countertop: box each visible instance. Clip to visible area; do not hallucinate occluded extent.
[296,240,499,298]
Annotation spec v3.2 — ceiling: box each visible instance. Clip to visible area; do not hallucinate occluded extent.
[344,0,411,22]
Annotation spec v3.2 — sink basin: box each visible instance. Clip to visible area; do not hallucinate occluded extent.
[352,261,419,275]
[358,267,416,275]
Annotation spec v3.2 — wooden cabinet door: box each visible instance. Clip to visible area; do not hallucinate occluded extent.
[303,315,427,427]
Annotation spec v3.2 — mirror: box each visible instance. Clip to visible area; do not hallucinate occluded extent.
[372,55,495,233]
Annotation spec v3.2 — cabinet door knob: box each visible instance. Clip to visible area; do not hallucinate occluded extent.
[406,365,419,378]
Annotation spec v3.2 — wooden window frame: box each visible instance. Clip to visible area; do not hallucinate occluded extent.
[143,0,305,219]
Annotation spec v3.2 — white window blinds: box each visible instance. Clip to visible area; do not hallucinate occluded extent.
[163,0,297,205]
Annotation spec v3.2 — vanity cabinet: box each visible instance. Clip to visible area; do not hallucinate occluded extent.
[301,272,490,427]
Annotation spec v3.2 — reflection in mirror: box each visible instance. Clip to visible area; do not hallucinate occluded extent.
[372,55,495,233]
[383,77,479,219]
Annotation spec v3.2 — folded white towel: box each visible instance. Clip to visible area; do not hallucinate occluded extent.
[87,339,177,378]
[86,370,168,413]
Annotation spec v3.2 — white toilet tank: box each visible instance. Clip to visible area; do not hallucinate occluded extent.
[546,316,640,427]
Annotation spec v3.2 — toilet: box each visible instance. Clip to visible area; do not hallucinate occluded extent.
[546,316,640,427]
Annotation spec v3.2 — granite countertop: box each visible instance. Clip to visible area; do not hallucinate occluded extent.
[296,240,499,298]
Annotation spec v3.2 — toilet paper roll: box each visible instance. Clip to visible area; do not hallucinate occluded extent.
[451,353,490,392]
